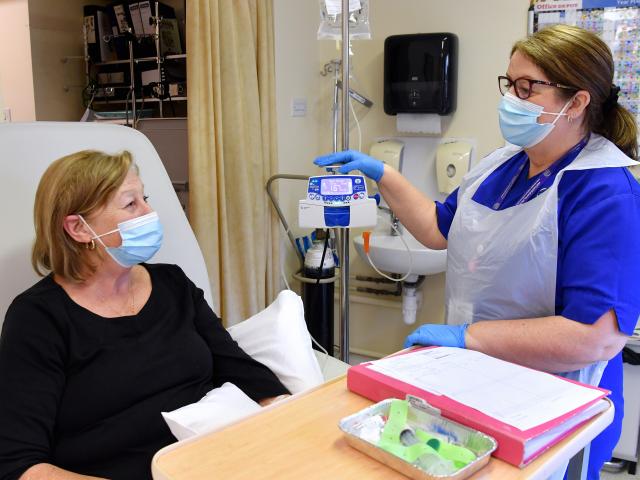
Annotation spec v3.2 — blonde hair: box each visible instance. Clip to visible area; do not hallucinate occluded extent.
[512,24,638,160]
[32,150,136,281]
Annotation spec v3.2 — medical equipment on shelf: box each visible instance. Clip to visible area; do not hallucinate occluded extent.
[299,174,377,228]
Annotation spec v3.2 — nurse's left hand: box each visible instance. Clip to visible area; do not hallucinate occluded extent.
[313,150,385,182]
[403,324,469,349]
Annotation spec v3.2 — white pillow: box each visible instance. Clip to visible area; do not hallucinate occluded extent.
[227,289,324,394]
[161,291,325,441]
[161,382,261,441]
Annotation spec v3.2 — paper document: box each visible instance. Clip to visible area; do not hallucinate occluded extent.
[523,399,609,460]
[366,348,603,431]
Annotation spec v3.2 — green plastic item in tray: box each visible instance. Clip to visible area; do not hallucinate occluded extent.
[377,399,476,469]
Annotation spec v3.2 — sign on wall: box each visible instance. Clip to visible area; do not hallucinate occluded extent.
[529,0,640,122]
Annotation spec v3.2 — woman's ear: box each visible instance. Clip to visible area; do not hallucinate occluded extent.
[63,215,93,244]
[568,90,591,121]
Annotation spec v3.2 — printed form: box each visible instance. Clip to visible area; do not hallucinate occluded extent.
[366,348,603,431]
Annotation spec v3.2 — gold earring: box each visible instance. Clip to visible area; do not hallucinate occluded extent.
[86,239,96,250]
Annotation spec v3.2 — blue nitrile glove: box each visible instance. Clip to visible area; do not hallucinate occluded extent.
[313,150,385,182]
[403,324,469,349]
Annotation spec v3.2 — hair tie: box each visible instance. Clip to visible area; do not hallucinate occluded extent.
[603,84,620,111]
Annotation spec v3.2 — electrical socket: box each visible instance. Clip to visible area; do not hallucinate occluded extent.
[0,108,11,123]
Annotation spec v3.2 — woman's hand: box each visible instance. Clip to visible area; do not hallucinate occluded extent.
[314,150,385,182]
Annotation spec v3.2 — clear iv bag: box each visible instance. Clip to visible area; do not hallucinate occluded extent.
[318,0,371,40]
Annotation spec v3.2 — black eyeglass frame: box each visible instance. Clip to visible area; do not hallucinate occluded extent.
[498,75,578,100]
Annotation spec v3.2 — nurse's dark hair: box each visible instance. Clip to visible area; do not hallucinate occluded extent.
[32,150,137,282]
[512,24,638,160]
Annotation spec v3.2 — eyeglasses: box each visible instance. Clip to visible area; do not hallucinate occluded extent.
[498,75,577,100]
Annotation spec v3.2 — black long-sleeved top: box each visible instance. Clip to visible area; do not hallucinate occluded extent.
[0,263,288,480]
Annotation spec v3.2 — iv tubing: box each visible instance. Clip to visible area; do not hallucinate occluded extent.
[365,214,414,282]
[349,97,362,152]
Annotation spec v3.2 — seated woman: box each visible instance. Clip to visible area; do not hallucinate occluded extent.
[0,150,289,480]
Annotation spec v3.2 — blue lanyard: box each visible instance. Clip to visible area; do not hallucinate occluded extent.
[492,136,590,210]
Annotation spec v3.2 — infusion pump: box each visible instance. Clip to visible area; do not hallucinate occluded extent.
[299,175,378,228]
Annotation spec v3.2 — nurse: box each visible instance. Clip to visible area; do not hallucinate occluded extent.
[315,25,640,478]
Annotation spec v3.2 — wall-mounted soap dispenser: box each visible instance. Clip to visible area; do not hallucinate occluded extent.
[384,33,458,115]
[368,140,405,198]
[436,141,472,194]
[369,140,405,171]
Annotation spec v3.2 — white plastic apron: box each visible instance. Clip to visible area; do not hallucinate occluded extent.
[445,134,637,387]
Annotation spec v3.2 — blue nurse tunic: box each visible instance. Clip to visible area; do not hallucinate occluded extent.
[434,145,640,478]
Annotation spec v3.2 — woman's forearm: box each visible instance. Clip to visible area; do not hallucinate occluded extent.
[378,166,447,249]
[465,310,627,373]
[20,463,108,480]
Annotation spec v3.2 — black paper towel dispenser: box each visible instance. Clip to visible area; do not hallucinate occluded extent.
[384,33,458,115]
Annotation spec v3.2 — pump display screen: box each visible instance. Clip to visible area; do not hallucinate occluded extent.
[320,178,353,196]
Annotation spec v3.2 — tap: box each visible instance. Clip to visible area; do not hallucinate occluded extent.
[378,205,402,236]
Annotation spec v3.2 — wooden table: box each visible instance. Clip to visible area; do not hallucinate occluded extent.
[152,376,613,480]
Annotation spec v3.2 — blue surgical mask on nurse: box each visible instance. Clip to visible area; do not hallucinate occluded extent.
[498,92,574,148]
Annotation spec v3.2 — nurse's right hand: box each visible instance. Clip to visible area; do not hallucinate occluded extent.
[314,150,385,182]
[403,324,469,349]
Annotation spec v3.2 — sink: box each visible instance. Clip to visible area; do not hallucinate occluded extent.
[353,231,447,276]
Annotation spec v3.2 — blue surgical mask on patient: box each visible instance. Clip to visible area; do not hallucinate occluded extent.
[79,212,163,267]
[498,92,573,148]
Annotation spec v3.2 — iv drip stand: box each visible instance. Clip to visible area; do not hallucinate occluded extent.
[338,0,350,364]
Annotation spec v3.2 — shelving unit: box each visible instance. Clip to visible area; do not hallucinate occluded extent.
[84,2,186,127]
[93,96,187,105]
[92,54,185,66]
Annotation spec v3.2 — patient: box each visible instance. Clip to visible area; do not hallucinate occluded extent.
[0,150,289,480]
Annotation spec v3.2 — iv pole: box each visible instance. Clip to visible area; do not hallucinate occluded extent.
[338,0,351,364]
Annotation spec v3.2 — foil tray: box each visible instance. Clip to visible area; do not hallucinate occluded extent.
[339,396,497,480]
